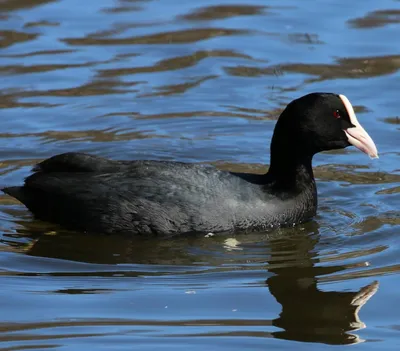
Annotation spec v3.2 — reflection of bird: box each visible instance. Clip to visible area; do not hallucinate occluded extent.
[265,224,379,345]
[3,93,378,236]
[15,219,379,345]
[24,230,199,265]
[270,276,378,344]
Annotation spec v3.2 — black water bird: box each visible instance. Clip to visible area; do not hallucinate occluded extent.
[2,93,378,236]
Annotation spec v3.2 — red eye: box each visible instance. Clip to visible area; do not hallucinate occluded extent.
[333,110,341,119]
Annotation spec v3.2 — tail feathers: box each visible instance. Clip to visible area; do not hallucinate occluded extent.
[2,186,29,204]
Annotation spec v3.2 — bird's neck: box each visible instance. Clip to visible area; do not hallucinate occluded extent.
[265,114,317,192]
[266,147,316,195]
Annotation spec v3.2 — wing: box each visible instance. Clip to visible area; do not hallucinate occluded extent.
[33,152,204,176]
[3,152,276,235]
[4,165,234,235]
[33,152,116,172]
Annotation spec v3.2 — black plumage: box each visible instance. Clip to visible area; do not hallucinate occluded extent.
[2,93,378,236]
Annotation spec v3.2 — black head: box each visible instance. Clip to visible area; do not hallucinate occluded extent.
[271,93,378,158]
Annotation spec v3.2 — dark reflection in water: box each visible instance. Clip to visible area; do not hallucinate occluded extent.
[266,225,378,344]
[226,55,400,82]
[100,50,256,78]
[63,28,250,46]
[1,0,56,13]
[349,9,400,28]
[0,31,38,49]
[0,221,375,345]
[180,5,267,21]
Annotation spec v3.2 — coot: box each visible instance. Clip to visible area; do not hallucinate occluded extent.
[2,93,378,236]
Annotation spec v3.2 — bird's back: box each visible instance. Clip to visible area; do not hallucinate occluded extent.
[3,153,316,236]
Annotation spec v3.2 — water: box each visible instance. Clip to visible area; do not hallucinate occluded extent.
[0,0,399,349]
